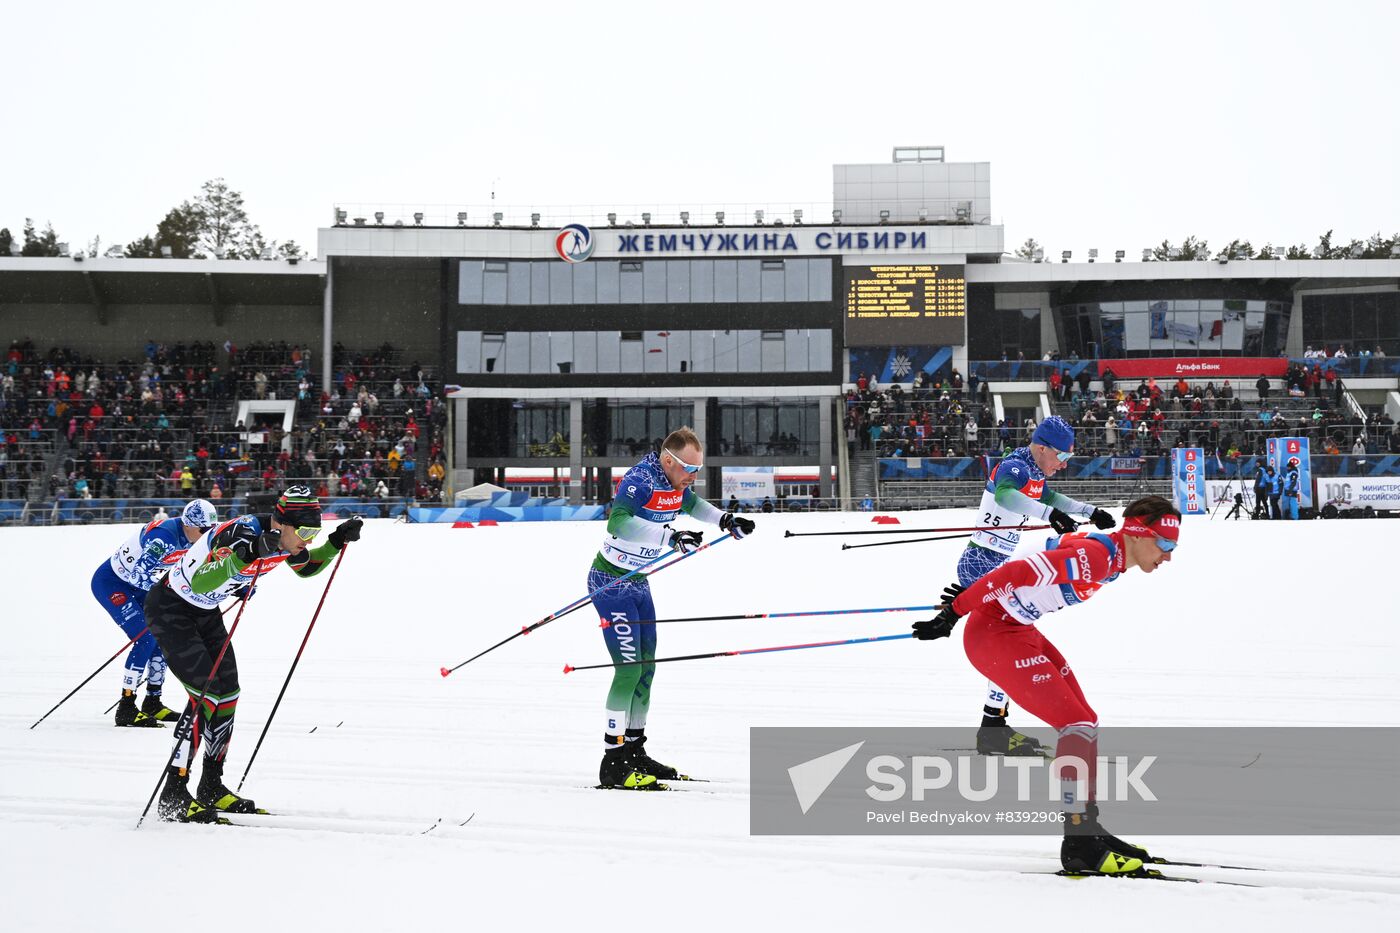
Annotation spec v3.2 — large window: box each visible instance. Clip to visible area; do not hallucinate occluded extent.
[716,399,820,458]
[457,329,834,375]
[1054,299,1291,358]
[967,307,1041,360]
[458,258,834,305]
[1302,292,1400,356]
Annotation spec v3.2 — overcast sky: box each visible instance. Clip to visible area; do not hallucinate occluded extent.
[2,0,1396,259]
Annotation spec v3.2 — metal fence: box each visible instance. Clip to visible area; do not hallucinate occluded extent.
[1,496,416,527]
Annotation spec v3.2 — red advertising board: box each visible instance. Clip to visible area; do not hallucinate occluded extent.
[1096,357,1288,378]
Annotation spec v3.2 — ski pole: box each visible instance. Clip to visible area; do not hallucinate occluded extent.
[137,565,263,828]
[564,632,912,672]
[605,603,940,627]
[784,524,1050,538]
[440,533,734,676]
[100,603,235,715]
[841,532,974,551]
[236,545,347,792]
[30,627,150,729]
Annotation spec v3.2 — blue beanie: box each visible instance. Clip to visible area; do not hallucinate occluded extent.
[1032,415,1076,452]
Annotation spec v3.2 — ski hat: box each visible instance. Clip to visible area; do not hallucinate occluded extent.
[274,484,322,528]
[1031,415,1076,453]
[180,499,217,530]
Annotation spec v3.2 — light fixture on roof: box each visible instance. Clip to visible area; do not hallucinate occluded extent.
[214,246,226,259]
[8,242,19,256]
[335,208,348,225]
[104,245,124,258]
[878,209,890,223]
[1142,248,1152,261]
[716,211,725,225]
[607,212,617,226]
[393,219,404,227]
[161,245,173,258]
[353,217,366,226]
[1167,247,1182,260]
[1391,244,1400,257]
[832,209,842,224]
[1217,253,1229,264]
[1061,250,1071,263]
[457,211,468,226]
[955,202,971,221]
[793,209,803,224]
[72,252,84,262]
[918,208,929,222]
[492,212,503,226]
[374,211,384,225]
[1088,248,1098,263]
[1350,244,1365,258]
[531,213,541,227]
[1115,250,1125,262]
[680,211,690,225]
[260,247,273,260]
[755,210,764,225]
[57,242,70,257]
[1196,252,1209,261]
[1312,246,1325,259]
[642,212,651,225]
[414,212,424,226]
[1032,248,1044,263]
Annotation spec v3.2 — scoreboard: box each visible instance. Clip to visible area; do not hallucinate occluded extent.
[843,263,967,346]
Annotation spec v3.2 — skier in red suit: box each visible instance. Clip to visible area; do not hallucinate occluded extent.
[913,494,1181,876]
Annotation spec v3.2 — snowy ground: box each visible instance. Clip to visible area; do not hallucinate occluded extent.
[2,511,1397,930]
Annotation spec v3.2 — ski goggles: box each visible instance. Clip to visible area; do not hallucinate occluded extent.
[1044,445,1074,462]
[1153,536,1177,553]
[666,450,703,474]
[291,525,320,542]
[1123,515,1180,552]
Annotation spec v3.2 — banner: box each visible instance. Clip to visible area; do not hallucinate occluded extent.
[1171,447,1206,515]
[1097,357,1288,379]
[1315,475,1400,511]
[1109,457,1142,475]
[1268,436,1313,507]
[721,468,777,505]
[1205,479,1251,510]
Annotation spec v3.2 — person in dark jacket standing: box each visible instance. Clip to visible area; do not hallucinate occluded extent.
[1281,457,1302,520]
[1265,464,1282,520]
[1256,375,1271,403]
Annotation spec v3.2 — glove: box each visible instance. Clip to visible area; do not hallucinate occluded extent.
[232,584,257,602]
[719,512,755,539]
[328,515,363,550]
[1048,508,1078,535]
[913,584,967,641]
[668,527,704,554]
[1088,508,1116,530]
[231,530,280,563]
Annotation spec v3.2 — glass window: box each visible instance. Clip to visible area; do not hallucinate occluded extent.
[530,263,549,305]
[665,330,692,372]
[690,330,714,372]
[737,261,761,301]
[760,330,785,371]
[530,332,551,373]
[459,262,483,304]
[550,263,573,306]
[784,259,809,301]
[643,261,667,303]
[667,261,691,302]
[760,261,785,302]
[714,260,737,302]
[505,332,529,373]
[573,262,596,304]
[1243,311,1265,356]
[809,258,833,301]
[737,330,761,371]
[713,329,738,372]
[809,329,832,372]
[507,262,532,305]
[691,261,713,303]
[482,332,505,374]
[597,331,621,372]
[783,330,807,371]
[596,261,620,303]
[643,330,667,373]
[574,331,597,373]
[550,332,573,374]
[1353,294,1379,342]
[483,266,507,304]
[620,332,644,371]
[457,331,482,373]
[620,263,643,303]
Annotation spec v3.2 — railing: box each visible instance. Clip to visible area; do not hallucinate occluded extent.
[875,453,1400,483]
[1,495,418,527]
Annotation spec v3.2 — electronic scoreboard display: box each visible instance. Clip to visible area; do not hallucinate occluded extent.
[843,264,967,346]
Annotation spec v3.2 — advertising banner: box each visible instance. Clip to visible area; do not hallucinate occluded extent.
[1315,475,1400,511]
[1268,437,1313,507]
[1171,447,1206,514]
[1097,357,1288,379]
[722,468,777,505]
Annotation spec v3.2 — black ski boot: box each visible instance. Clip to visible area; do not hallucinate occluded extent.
[196,758,261,813]
[626,735,679,780]
[598,743,660,790]
[141,693,181,723]
[158,767,220,823]
[115,691,161,728]
[976,723,1050,757]
[1060,804,1151,874]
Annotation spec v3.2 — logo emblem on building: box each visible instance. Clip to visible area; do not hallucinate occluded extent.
[555,223,594,263]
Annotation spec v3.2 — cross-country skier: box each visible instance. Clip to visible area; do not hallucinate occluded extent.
[90,499,218,727]
[913,494,1180,875]
[590,427,754,789]
[147,486,362,822]
[958,415,1116,756]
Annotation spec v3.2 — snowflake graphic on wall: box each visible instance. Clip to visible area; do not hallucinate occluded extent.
[892,354,913,378]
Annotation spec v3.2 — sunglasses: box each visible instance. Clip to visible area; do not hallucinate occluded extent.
[1043,444,1073,462]
[1155,536,1177,553]
[666,451,702,474]
[292,525,319,542]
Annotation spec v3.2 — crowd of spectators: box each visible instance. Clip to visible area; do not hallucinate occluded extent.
[845,368,1005,459]
[0,338,450,507]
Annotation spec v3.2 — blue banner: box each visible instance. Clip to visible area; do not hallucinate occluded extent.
[1172,447,1207,515]
[1269,437,1313,507]
[848,346,952,383]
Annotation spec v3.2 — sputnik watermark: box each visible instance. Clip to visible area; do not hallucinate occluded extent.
[864,754,1157,804]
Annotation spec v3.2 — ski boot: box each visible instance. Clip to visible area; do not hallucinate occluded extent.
[196,758,261,813]
[1060,803,1151,874]
[115,691,161,728]
[625,735,679,780]
[141,693,182,723]
[158,767,220,823]
[976,723,1050,757]
[598,743,660,790]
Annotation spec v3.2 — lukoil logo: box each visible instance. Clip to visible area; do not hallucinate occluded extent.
[555,223,594,263]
